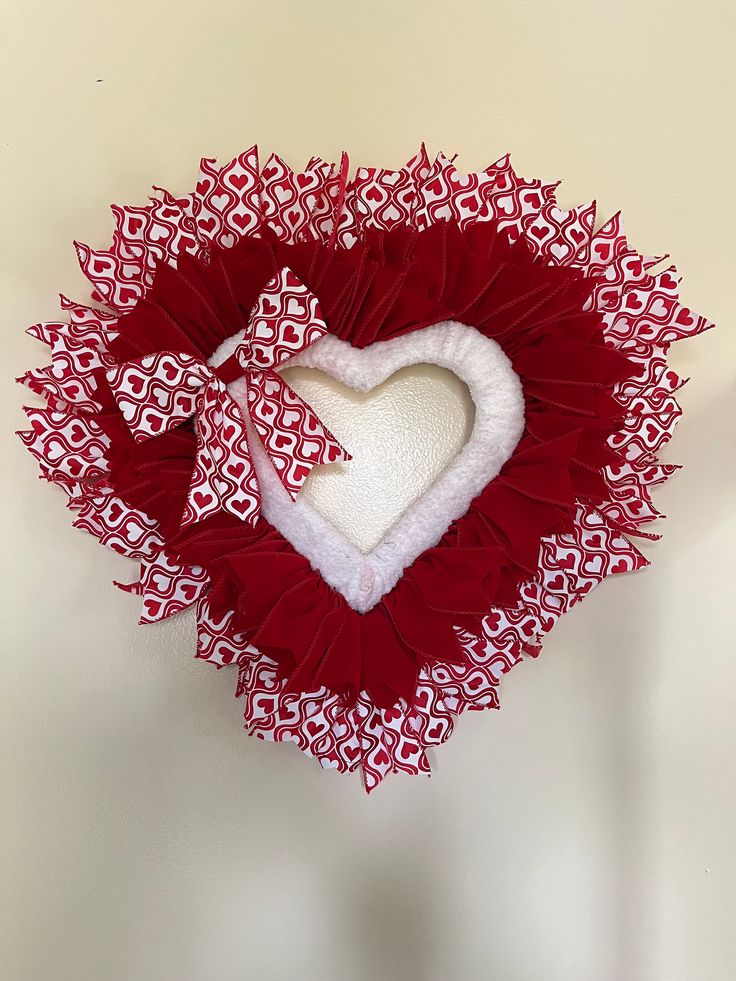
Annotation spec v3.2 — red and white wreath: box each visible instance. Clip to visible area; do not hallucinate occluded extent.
[19,145,711,791]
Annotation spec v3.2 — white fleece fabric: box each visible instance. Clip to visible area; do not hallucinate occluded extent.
[210,321,525,613]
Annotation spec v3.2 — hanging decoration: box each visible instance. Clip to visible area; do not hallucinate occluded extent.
[18,145,711,790]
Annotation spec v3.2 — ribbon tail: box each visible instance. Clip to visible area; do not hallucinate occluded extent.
[243,267,329,370]
[181,378,260,527]
[247,370,350,499]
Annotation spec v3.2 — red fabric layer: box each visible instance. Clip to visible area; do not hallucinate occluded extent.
[98,220,635,707]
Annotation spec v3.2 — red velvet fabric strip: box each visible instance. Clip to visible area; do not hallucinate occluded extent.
[96,219,636,707]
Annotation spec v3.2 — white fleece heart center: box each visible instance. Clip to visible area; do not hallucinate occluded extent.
[210,321,525,613]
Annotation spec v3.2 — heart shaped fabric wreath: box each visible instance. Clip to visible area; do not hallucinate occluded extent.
[18,146,711,791]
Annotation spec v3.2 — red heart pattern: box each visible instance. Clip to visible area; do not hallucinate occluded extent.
[18,145,712,792]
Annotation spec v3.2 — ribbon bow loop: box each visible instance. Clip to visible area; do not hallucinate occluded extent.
[107,351,213,442]
[107,267,349,527]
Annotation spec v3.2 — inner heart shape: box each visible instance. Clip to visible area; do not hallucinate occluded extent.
[212,321,525,612]
[280,362,476,554]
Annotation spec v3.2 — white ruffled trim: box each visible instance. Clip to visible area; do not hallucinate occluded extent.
[212,321,525,611]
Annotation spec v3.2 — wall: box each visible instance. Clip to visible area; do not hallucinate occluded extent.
[2,2,735,979]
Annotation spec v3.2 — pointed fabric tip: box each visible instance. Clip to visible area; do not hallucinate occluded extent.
[644,252,669,270]
[114,577,144,595]
[25,324,54,345]
[72,240,87,265]
[488,152,511,170]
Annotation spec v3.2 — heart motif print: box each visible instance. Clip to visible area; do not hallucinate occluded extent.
[18,145,712,792]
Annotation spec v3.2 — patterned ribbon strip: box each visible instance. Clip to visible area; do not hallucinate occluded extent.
[106,267,349,527]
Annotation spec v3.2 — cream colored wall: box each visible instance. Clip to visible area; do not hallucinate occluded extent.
[2,2,735,980]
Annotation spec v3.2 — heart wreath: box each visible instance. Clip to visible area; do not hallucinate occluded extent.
[18,146,711,791]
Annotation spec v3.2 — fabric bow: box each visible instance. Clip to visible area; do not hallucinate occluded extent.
[107,267,349,527]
